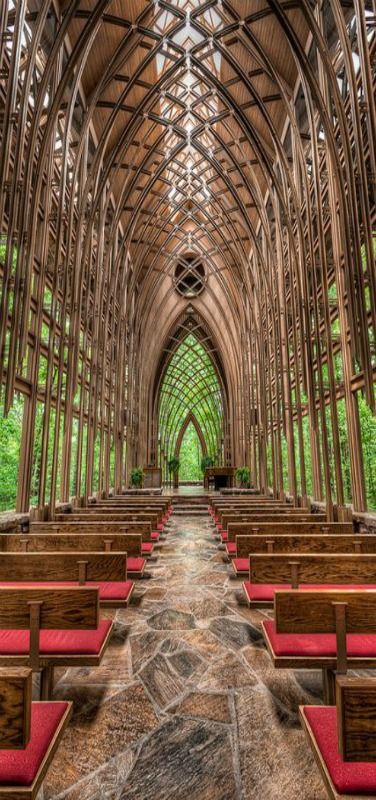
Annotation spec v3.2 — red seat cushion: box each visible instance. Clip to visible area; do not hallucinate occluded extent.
[151,531,160,541]
[304,706,376,793]
[225,543,236,555]
[243,581,376,603]
[0,580,134,603]
[0,618,112,655]
[233,558,249,574]
[127,557,146,573]
[220,532,228,542]
[0,702,69,786]
[263,619,376,658]
[141,542,154,554]
[157,523,163,531]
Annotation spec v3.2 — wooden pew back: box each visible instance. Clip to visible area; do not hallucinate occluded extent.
[29,521,152,539]
[0,552,127,583]
[0,668,32,749]
[336,677,376,761]
[251,553,376,587]
[0,532,142,556]
[55,512,159,526]
[236,533,371,558]
[229,521,351,544]
[274,589,376,634]
[222,512,326,529]
[0,586,99,629]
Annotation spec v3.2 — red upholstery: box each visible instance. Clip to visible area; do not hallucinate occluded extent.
[0,618,112,655]
[157,523,163,531]
[220,532,228,542]
[225,543,236,555]
[304,706,376,793]
[233,558,249,574]
[151,531,160,541]
[141,542,154,554]
[243,581,376,603]
[263,619,376,658]
[0,702,69,786]
[127,557,146,573]
[0,581,134,603]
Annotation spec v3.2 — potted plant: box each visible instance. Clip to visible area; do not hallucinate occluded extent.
[201,455,214,473]
[130,467,144,488]
[236,466,250,489]
[168,456,180,488]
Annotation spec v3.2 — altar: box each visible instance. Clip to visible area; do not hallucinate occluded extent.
[204,467,236,491]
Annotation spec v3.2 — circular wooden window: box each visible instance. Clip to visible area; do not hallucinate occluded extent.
[174,256,206,297]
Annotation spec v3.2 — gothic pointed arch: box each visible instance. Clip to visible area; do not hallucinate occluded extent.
[174,412,207,461]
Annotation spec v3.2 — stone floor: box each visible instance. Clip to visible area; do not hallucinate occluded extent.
[43,511,327,800]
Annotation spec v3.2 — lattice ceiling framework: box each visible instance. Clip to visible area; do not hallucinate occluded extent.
[0,0,375,515]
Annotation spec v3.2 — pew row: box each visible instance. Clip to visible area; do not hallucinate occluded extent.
[0,667,72,799]
[0,552,134,607]
[262,589,376,705]
[0,587,113,699]
[29,521,156,552]
[218,513,327,540]
[242,553,376,607]
[230,531,365,576]
[0,533,148,577]
[300,677,376,799]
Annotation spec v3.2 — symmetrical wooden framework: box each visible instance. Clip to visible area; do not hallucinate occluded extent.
[0,0,375,515]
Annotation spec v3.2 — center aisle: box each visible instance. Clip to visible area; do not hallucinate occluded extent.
[45,506,327,800]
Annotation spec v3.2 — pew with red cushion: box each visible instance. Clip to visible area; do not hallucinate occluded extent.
[230,530,363,576]
[0,552,134,607]
[262,588,376,704]
[300,676,376,799]
[242,553,376,607]
[0,586,113,699]
[218,513,326,541]
[55,511,163,540]
[0,667,72,799]
[0,533,148,578]
[212,503,295,530]
[30,521,156,553]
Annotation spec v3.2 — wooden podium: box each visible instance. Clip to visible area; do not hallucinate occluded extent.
[204,467,236,491]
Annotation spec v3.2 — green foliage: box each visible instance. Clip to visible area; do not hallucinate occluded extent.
[0,395,24,511]
[167,457,180,474]
[358,391,376,510]
[201,455,214,473]
[236,466,250,488]
[179,423,202,481]
[130,467,144,487]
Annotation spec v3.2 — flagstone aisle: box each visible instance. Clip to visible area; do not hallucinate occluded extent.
[44,512,327,800]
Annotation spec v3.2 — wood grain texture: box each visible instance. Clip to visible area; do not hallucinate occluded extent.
[0,668,32,749]
[235,534,375,558]
[222,513,326,529]
[0,587,99,629]
[229,522,353,543]
[275,589,376,634]
[55,513,159,526]
[336,677,376,762]
[0,552,127,583]
[2,533,142,556]
[250,553,376,586]
[30,521,152,538]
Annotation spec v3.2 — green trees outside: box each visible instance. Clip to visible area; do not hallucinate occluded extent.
[179,423,202,481]
[0,395,24,511]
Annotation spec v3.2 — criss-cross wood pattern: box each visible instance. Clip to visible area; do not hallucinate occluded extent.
[0,0,375,516]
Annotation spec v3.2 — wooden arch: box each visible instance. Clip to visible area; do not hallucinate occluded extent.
[174,412,208,462]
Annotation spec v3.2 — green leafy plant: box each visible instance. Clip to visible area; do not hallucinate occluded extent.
[168,457,180,475]
[130,467,144,487]
[236,466,250,488]
[201,455,214,473]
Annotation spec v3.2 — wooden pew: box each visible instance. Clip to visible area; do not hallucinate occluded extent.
[0,586,113,699]
[243,553,376,607]
[0,552,134,607]
[219,513,327,541]
[0,533,148,578]
[29,520,155,550]
[229,525,355,574]
[0,667,72,799]
[300,677,376,799]
[262,589,376,705]
[54,512,162,538]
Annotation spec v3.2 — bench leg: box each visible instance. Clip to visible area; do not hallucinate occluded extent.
[40,665,54,700]
[322,668,336,704]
